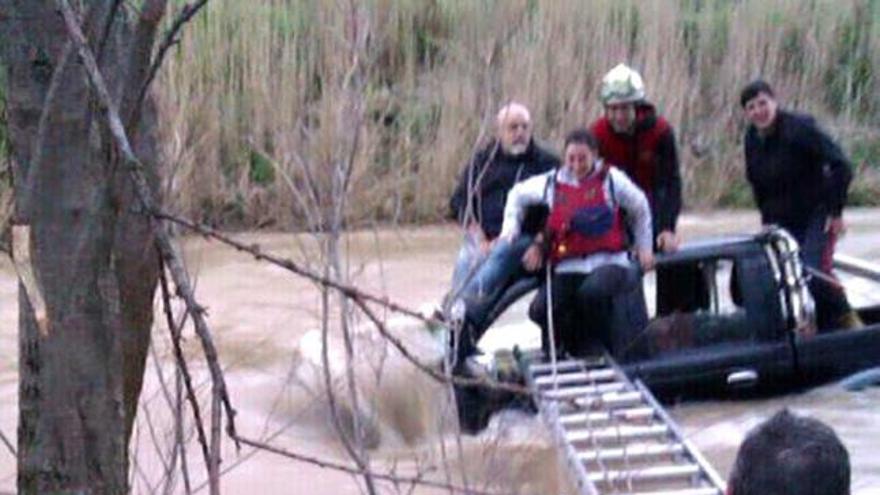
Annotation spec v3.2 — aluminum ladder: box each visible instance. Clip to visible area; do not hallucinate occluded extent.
[523,352,726,495]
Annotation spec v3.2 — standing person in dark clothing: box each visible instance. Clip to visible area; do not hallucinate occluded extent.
[740,79,862,330]
[447,103,559,355]
[589,64,696,315]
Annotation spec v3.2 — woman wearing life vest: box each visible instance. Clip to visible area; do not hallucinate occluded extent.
[500,129,654,357]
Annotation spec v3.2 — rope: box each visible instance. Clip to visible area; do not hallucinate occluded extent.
[545,263,559,393]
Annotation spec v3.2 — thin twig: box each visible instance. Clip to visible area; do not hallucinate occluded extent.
[96,0,124,62]
[158,262,212,473]
[232,435,505,495]
[160,207,537,396]
[149,342,177,419]
[153,210,435,324]
[175,369,194,495]
[134,0,209,115]
[328,21,383,487]
[131,416,160,495]
[208,391,221,494]
[147,344,180,493]
[0,429,15,457]
[122,0,168,132]
[318,276,376,493]
[141,402,171,481]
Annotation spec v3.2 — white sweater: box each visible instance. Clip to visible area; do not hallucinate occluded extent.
[500,161,653,274]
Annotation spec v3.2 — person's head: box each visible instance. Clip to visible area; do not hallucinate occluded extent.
[740,79,779,132]
[599,63,646,134]
[495,102,532,155]
[728,409,850,495]
[563,129,600,179]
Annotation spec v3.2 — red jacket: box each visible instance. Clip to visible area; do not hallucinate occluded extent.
[590,103,681,236]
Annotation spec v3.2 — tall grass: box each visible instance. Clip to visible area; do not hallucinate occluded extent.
[154,0,880,229]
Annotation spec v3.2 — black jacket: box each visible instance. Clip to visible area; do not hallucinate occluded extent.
[744,110,853,229]
[449,139,559,239]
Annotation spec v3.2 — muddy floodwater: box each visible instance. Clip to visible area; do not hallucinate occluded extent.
[1,209,879,494]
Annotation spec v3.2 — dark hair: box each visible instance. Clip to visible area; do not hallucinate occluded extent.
[728,409,850,495]
[563,128,599,152]
[740,79,775,108]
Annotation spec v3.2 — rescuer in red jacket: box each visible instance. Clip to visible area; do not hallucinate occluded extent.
[590,64,699,315]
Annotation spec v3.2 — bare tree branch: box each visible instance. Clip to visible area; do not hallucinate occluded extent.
[0,193,12,257]
[141,401,171,480]
[96,0,125,62]
[0,429,15,457]
[147,347,181,494]
[208,391,222,494]
[134,0,210,116]
[319,277,377,494]
[153,208,542,396]
[56,0,239,454]
[233,435,505,495]
[153,210,436,324]
[158,262,212,474]
[122,0,168,129]
[174,370,194,495]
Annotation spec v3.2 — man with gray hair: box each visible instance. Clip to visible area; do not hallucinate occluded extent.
[448,102,559,366]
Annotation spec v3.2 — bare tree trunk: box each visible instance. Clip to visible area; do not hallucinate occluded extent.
[1,1,164,492]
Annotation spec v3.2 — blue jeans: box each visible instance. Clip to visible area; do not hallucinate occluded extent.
[451,235,534,361]
[449,231,486,300]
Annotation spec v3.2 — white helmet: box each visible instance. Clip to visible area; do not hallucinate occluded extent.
[599,63,646,105]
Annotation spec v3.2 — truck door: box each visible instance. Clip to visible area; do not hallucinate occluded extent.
[625,248,798,399]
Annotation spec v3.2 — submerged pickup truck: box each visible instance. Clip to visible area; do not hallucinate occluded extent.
[475,227,880,400]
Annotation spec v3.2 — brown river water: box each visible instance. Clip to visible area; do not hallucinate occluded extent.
[0,210,878,494]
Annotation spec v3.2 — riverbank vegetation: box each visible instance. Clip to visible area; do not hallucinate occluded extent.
[4,0,880,229]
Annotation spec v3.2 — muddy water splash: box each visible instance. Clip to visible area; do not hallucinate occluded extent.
[290,317,567,493]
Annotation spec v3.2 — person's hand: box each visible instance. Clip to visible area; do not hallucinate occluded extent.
[479,237,496,254]
[656,230,680,253]
[826,216,846,238]
[466,223,493,253]
[467,222,485,238]
[522,244,544,272]
[636,248,655,272]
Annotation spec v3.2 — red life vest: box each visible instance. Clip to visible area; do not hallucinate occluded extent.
[590,109,670,204]
[547,165,626,264]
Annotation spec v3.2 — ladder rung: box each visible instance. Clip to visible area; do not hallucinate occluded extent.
[575,390,643,409]
[542,381,628,398]
[560,407,655,427]
[534,368,617,386]
[578,442,685,463]
[525,352,725,495]
[529,360,585,374]
[626,487,722,495]
[588,463,701,484]
[566,424,669,443]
